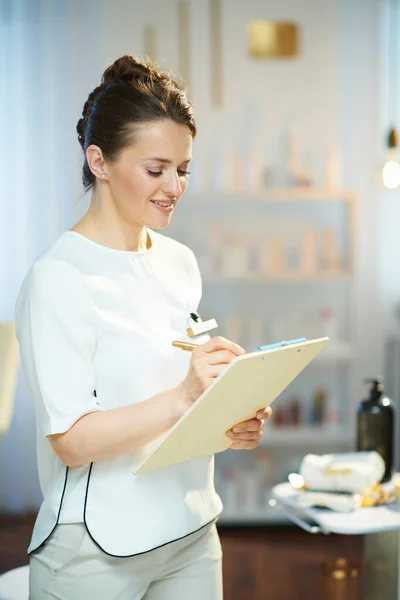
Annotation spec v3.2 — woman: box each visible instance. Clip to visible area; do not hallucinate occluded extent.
[15,55,271,600]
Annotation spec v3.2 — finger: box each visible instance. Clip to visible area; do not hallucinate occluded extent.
[256,407,273,420]
[230,439,261,451]
[230,418,263,433]
[226,431,262,442]
[201,336,245,357]
[205,349,239,366]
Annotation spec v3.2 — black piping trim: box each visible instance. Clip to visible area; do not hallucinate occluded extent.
[28,465,70,554]
[83,460,222,558]
[30,384,221,559]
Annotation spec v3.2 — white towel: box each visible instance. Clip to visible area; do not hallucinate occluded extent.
[299,451,385,493]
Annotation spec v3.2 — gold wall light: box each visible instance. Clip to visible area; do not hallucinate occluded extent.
[248,21,299,59]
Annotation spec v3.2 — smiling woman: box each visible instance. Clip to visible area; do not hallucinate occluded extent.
[14,54,270,600]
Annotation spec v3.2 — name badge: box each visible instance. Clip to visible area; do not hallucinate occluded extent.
[186,313,218,338]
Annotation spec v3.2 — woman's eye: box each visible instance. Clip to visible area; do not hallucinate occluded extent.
[147,169,190,177]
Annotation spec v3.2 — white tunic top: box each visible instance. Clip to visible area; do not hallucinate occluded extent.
[15,230,222,556]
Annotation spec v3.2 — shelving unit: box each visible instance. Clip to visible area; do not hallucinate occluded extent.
[168,186,357,524]
[218,505,288,526]
[186,188,356,202]
[203,273,353,284]
[259,426,353,448]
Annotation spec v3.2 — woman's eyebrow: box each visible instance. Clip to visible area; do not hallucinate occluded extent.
[144,157,192,164]
[146,157,172,164]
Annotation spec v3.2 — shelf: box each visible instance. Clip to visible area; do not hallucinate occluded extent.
[186,188,356,203]
[260,427,353,448]
[217,505,289,526]
[202,272,353,284]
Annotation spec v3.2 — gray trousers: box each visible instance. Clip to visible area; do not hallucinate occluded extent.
[29,521,223,600]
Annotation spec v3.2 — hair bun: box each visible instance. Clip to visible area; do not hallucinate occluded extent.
[102,55,155,85]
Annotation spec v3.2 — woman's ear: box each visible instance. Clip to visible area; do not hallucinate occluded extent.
[86,145,107,180]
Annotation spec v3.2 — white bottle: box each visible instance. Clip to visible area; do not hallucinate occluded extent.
[326,392,342,432]
[319,307,338,341]
[287,127,302,185]
[221,467,238,515]
[220,234,249,277]
[242,469,261,513]
[324,144,342,190]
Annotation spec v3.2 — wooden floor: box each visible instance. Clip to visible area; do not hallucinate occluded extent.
[0,512,36,575]
[0,513,364,599]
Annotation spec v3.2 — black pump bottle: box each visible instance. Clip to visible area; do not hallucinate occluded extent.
[356,377,395,483]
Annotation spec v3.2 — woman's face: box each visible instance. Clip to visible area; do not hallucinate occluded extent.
[104,120,193,230]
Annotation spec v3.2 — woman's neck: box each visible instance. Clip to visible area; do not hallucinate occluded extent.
[71,209,150,253]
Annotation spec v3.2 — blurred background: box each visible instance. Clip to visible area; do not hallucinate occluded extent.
[1,0,400,598]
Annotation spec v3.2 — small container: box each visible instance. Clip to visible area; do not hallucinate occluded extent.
[319,306,338,340]
[289,396,302,426]
[300,228,318,275]
[221,467,238,514]
[220,234,249,277]
[242,469,261,513]
[326,393,342,431]
[356,377,395,483]
[310,386,327,426]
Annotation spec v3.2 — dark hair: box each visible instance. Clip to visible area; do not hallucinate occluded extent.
[76,55,197,190]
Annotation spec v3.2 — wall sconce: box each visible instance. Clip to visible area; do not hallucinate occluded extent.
[248,21,299,59]
[383,127,400,189]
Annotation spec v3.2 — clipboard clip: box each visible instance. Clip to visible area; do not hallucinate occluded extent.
[186,313,218,338]
[255,337,307,352]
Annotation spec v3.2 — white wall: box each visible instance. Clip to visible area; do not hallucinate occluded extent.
[0,0,385,511]
[378,0,400,337]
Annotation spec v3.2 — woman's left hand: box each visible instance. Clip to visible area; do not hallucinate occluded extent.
[225,407,273,450]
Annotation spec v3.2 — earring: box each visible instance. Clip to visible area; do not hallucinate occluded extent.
[101,173,107,180]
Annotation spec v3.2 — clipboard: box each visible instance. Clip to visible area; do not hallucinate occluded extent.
[134,337,329,475]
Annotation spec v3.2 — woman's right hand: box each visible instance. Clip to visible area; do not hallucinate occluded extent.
[176,336,245,415]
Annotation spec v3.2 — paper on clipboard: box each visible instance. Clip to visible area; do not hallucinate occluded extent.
[134,337,329,475]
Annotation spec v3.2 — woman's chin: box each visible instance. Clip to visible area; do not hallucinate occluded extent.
[149,215,174,230]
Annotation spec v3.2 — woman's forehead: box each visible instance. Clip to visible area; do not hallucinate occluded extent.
[122,121,193,161]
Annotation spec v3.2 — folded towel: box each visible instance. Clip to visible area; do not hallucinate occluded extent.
[300,451,385,493]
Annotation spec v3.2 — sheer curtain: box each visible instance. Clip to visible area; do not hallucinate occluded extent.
[0,0,104,512]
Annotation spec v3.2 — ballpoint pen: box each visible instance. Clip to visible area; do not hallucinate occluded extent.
[172,340,199,352]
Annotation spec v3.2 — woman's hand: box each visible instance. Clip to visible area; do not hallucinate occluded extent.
[176,336,245,415]
[225,407,273,450]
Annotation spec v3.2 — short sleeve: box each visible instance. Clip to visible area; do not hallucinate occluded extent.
[15,259,103,437]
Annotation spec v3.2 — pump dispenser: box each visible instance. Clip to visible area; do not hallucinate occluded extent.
[356,377,395,483]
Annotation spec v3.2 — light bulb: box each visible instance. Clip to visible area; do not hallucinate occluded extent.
[383,155,400,189]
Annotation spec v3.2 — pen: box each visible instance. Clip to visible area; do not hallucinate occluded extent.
[172,340,199,352]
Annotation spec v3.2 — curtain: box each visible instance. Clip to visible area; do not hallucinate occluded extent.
[0,0,102,512]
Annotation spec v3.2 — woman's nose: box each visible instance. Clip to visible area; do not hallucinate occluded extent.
[162,171,182,197]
